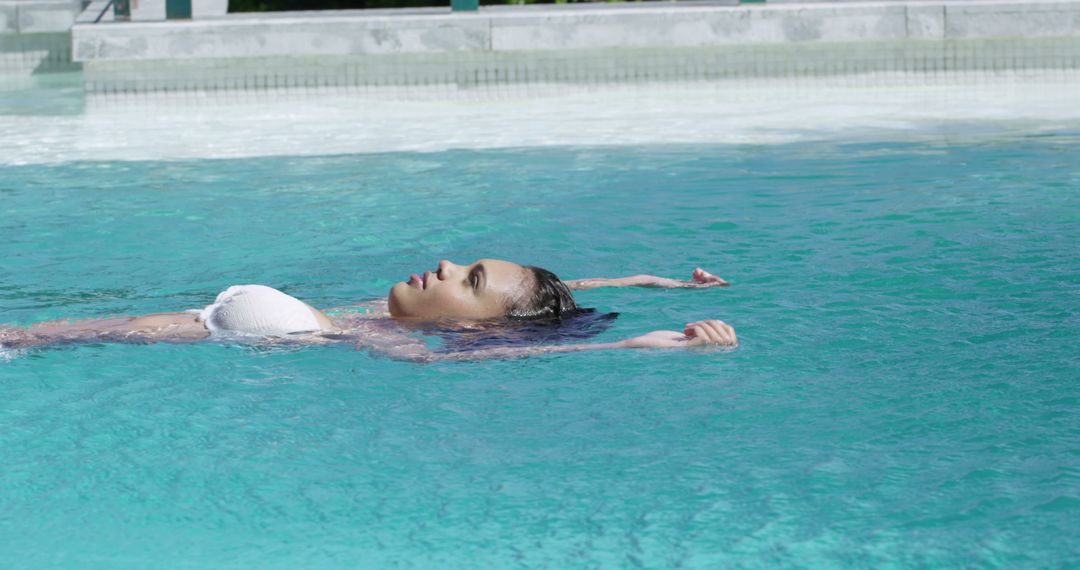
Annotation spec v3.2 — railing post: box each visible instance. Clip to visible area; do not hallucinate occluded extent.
[451,0,478,12]
[166,0,192,19]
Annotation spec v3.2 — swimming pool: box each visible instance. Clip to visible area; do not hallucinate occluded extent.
[2,82,1079,566]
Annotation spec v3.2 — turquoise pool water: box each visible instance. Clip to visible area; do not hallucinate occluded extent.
[1,139,1078,567]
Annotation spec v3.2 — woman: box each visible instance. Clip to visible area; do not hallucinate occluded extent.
[0,260,737,361]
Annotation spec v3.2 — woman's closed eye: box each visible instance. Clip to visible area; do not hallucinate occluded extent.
[470,265,485,291]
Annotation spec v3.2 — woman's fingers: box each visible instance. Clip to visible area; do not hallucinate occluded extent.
[683,320,737,347]
[714,321,737,346]
[691,325,711,345]
[684,322,717,345]
[702,320,729,345]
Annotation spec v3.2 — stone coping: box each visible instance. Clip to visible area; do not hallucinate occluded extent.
[1,0,82,34]
[71,0,1080,63]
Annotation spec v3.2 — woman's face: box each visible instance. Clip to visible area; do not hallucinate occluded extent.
[388,259,529,320]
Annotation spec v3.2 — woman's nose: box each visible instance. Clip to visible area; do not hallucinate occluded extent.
[438,259,454,278]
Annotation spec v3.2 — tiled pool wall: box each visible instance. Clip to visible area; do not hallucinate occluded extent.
[0,32,72,73]
[80,36,1080,102]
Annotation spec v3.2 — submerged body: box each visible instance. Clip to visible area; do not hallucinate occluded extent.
[20,284,337,345]
[2,261,736,361]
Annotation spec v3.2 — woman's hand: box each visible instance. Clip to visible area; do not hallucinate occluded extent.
[689,268,730,287]
[621,319,738,349]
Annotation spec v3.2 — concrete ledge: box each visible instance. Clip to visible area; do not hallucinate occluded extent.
[488,4,913,50]
[0,3,15,34]
[72,0,1080,63]
[76,15,492,61]
[946,1,1080,38]
[0,0,81,74]
[0,0,82,34]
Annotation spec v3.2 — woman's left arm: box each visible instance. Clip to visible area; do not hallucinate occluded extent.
[565,268,730,290]
[353,319,737,363]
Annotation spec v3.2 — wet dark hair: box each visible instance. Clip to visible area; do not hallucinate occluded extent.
[427,265,619,353]
[431,310,620,353]
[506,266,579,320]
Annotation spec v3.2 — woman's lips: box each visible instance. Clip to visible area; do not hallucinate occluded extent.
[409,272,433,290]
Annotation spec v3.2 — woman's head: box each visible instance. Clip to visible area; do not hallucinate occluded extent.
[387,259,578,321]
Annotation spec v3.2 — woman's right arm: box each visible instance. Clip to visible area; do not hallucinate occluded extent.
[565,268,730,290]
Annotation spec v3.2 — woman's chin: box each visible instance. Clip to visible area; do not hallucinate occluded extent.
[387,284,407,317]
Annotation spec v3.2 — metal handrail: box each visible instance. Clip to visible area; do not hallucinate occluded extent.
[93,0,116,22]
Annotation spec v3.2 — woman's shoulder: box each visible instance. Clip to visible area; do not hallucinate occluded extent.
[323,299,391,322]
